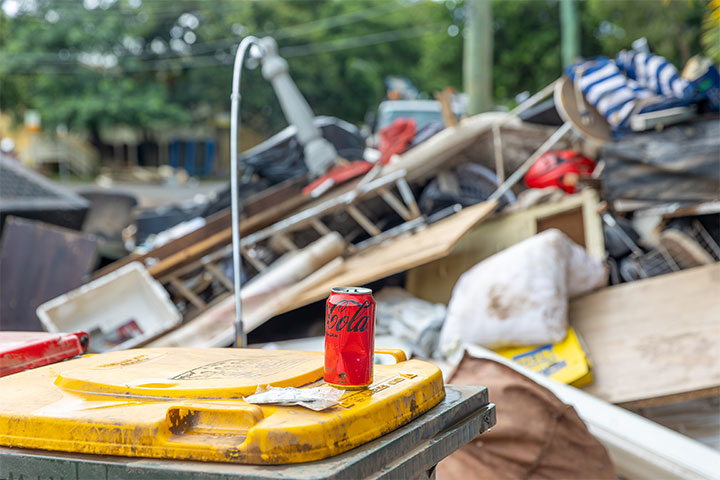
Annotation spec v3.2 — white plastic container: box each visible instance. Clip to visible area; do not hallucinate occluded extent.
[37,262,181,352]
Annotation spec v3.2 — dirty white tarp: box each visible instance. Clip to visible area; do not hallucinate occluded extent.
[440,229,607,350]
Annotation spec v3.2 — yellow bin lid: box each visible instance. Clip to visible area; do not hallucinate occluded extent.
[0,348,444,464]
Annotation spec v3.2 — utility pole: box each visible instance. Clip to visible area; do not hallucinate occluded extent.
[463,0,493,115]
[560,0,580,67]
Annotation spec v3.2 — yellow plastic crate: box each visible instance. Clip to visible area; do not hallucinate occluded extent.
[0,348,445,464]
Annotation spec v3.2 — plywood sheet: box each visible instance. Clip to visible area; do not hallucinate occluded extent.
[570,264,720,407]
[280,200,498,313]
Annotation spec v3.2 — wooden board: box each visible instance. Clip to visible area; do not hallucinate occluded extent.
[406,189,604,304]
[0,216,97,331]
[631,397,720,450]
[94,183,312,280]
[279,200,498,313]
[92,208,232,279]
[569,264,720,407]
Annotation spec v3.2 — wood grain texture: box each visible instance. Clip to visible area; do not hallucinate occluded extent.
[279,200,498,313]
[147,202,496,348]
[406,190,603,304]
[570,264,720,407]
[0,216,97,331]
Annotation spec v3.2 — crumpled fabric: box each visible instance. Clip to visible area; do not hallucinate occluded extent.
[436,355,616,480]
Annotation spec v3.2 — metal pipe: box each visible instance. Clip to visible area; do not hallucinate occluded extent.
[230,35,262,348]
[488,122,571,202]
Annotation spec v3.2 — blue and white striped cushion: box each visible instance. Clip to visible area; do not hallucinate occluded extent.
[569,58,653,128]
[616,49,693,99]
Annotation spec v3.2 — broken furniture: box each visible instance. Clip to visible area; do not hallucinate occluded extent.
[147,200,497,349]
[90,103,570,334]
[147,234,345,348]
[0,216,97,331]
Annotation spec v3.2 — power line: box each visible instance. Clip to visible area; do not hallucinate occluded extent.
[1,22,447,74]
[3,0,419,63]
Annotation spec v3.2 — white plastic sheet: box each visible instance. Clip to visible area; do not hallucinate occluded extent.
[375,287,446,358]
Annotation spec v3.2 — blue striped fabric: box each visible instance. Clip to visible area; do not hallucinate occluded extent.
[567,53,701,133]
[567,58,653,129]
[616,49,693,99]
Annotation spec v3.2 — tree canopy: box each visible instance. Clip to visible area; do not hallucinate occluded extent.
[0,0,711,141]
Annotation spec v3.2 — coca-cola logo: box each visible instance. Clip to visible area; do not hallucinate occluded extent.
[326,299,371,333]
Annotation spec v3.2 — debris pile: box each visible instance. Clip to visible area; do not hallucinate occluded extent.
[1,46,719,480]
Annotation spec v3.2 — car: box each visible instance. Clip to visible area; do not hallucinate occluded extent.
[375,100,445,133]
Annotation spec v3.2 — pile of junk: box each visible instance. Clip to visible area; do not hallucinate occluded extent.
[1,42,719,479]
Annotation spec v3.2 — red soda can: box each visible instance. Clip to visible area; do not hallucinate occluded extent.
[324,287,375,389]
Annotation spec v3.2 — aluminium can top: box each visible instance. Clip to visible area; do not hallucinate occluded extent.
[330,287,372,295]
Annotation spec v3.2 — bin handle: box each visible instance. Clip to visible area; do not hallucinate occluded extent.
[375,348,407,363]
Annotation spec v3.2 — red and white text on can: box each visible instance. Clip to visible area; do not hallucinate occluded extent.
[324,287,375,389]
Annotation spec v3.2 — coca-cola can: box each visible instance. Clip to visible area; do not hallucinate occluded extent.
[324,286,375,389]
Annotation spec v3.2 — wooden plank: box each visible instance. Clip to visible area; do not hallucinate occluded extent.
[242,174,307,218]
[536,206,585,247]
[280,200,498,313]
[92,208,232,279]
[0,216,97,331]
[95,184,312,280]
[203,263,234,291]
[168,276,207,310]
[406,189,604,304]
[569,264,720,407]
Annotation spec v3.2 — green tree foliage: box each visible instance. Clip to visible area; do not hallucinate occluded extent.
[0,0,709,143]
[702,0,720,63]
[586,0,706,67]
[1,0,192,141]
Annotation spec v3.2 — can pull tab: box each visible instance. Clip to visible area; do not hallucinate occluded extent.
[375,348,407,364]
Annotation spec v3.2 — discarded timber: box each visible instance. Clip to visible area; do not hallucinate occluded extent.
[95,179,311,280]
[279,200,497,313]
[406,189,604,304]
[569,263,720,408]
[147,234,345,348]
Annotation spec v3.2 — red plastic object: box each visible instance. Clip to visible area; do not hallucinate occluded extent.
[524,150,596,193]
[302,160,374,196]
[0,331,89,377]
[378,118,417,166]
